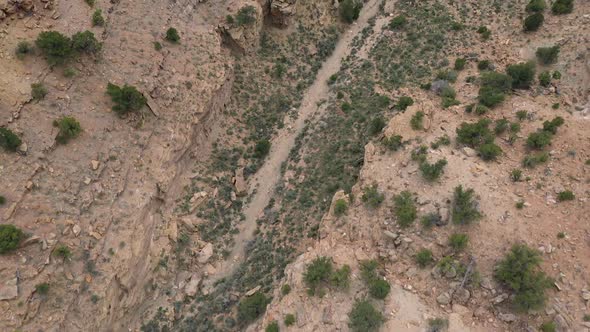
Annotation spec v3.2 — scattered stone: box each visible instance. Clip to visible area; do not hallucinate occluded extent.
[492,293,508,304]
[72,224,81,237]
[91,160,100,170]
[245,285,261,297]
[383,230,398,240]
[21,235,40,247]
[437,292,451,305]
[462,147,477,157]
[18,142,27,154]
[197,243,213,264]
[582,290,590,301]
[498,313,517,323]
[184,274,201,297]
[454,288,471,304]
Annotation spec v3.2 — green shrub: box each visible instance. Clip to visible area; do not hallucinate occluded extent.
[421,213,440,229]
[494,119,510,134]
[522,152,549,168]
[456,119,494,148]
[516,201,525,209]
[476,26,491,40]
[226,15,235,24]
[436,70,458,83]
[516,110,528,121]
[0,196,5,205]
[35,283,50,295]
[538,71,551,87]
[552,71,561,79]
[15,41,34,59]
[165,28,180,43]
[35,31,73,65]
[526,0,546,12]
[340,0,362,23]
[236,5,257,25]
[478,143,502,161]
[265,321,279,332]
[396,96,414,111]
[63,67,77,77]
[524,13,544,31]
[281,284,291,296]
[552,103,560,109]
[449,233,469,251]
[510,169,523,182]
[330,265,351,290]
[238,292,269,323]
[477,60,492,71]
[334,199,348,217]
[304,257,333,295]
[0,128,22,152]
[415,249,433,268]
[430,135,451,149]
[362,184,384,209]
[31,83,48,100]
[360,260,390,299]
[53,245,72,261]
[368,116,386,136]
[154,42,162,51]
[0,224,24,254]
[452,185,481,225]
[411,145,428,163]
[53,116,82,144]
[254,139,271,159]
[478,71,512,107]
[428,317,449,332]
[551,0,573,14]
[442,97,460,109]
[349,299,384,332]
[536,46,559,65]
[419,159,447,181]
[369,279,390,300]
[389,15,407,30]
[526,131,553,149]
[284,314,296,326]
[454,58,467,71]
[507,61,536,89]
[410,111,424,130]
[85,0,95,6]
[540,321,556,332]
[106,83,147,116]
[494,244,552,312]
[393,191,417,228]
[557,190,575,201]
[92,9,105,26]
[542,116,564,134]
[383,135,403,151]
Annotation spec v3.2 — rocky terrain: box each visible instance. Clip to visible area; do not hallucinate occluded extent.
[0,0,588,331]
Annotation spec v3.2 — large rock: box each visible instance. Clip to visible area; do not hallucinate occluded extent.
[184,274,202,297]
[221,0,264,54]
[269,0,296,27]
[233,168,248,196]
[197,243,214,264]
[0,275,18,301]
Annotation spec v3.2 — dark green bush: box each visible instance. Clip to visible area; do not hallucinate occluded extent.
[516,110,528,121]
[15,41,34,59]
[507,61,536,89]
[526,131,553,149]
[236,6,257,25]
[478,143,502,161]
[53,245,72,260]
[254,139,271,159]
[538,71,551,87]
[542,116,564,134]
[85,0,95,6]
[35,31,73,65]
[396,96,414,111]
[31,83,48,100]
[362,184,384,209]
[494,119,510,134]
[526,0,546,12]
[494,244,552,311]
[428,318,449,332]
[334,199,348,217]
[304,256,333,295]
[265,321,279,332]
[452,185,481,225]
[35,283,50,295]
[454,58,467,71]
[330,265,351,290]
[349,299,384,332]
[0,196,5,205]
[478,71,512,107]
[383,135,403,151]
[393,191,417,228]
[536,46,559,65]
[154,42,162,51]
[411,145,428,163]
[449,233,469,251]
[415,249,433,268]
[522,152,549,168]
[551,0,573,14]
[238,292,269,323]
[369,279,390,300]
[557,190,575,201]
[53,116,82,144]
[419,159,447,181]
[540,322,556,332]
[524,13,544,31]
[340,0,362,23]
[0,128,22,152]
[456,119,494,148]
[553,71,561,79]
[0,224,24,254]
[421,213,440,229]
[389,15,407,30]
[281,284,291,296]
[477,60,492,71]
[368,116,386,136]
[510,169,523,182]
[430,135,451,149]
[284,314,296,326]
[92,9,105,27]
[477,26,491,40]
[106,83,147,116]
[165,28,180,43]
[410,111,424,130]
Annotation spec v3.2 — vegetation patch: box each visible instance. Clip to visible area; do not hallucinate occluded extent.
[0,224,24,254]
[53,116,82,144]
[393,191,417,227]
[451,185,481,225]
[348,299,384,332]
[106,83,147,116]
[0,128,22,152]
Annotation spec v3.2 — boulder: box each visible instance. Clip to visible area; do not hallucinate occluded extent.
[437,291,451,305]
[233,168,248,196]
[270,0,296,27]
[197,243,213,264]
[184,274,201,297]
[0,275,18,301]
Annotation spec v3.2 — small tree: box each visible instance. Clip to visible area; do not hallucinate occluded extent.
[340,0,362,23]
[419,159,447,181]
[449,233,469,251]
[265,321,279,332]
[478,143,502,161]
[237,292,269,323]
[165,28,180,43]
[360,260,390,299]
[106,83,147,116]
[557,190,575,201]
[536,46,559,65]
[236,6,257,26]
[524,13,544,32]
[507,61,536,89]
[410,111,424,130]
[526,0,546,12]
[393,191,416,227]
[15,41,34,59]
[454,58,467,71]
[0,128,22,152]
[53,245,72,261]
[31,83,48,100]
[415,249,433,268]
[395,96,414,111]
[304,256,333,295]
[92,9,105,27]
[456,119,494,148]
[494,244,552,311]
[333,199,348,217]
[551,0,573,14]
[254,139,271,158]
[542,116,564,134]
[348,299,384,332]
[35,31,73,65]
[361,184,384,209]
[526,131,553,149]
[389,15,407,30]
[53,116,82,144]
[538,71,551,87]
[451,185,481,225]
[284,314,296,326]
[0,224,24,254]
